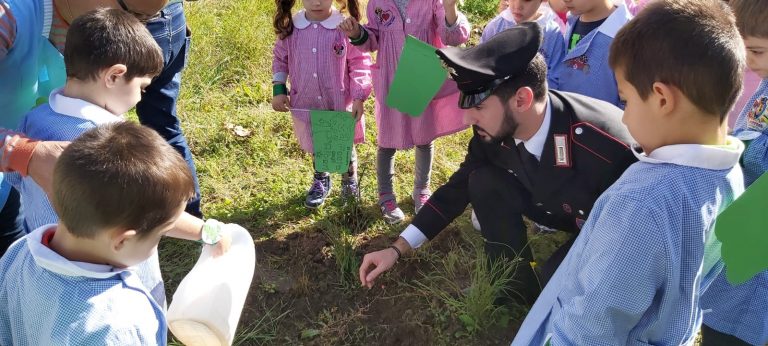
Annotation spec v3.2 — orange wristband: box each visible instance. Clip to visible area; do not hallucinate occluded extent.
[8,137,39,176]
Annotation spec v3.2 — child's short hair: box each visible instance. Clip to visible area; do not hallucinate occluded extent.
[52,122,194,238]
[609,0,745,121]
[64,8,164,81]
[729,0,768,38]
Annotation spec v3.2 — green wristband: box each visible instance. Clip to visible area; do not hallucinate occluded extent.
[273,83,288,96]
[349,28,368,46]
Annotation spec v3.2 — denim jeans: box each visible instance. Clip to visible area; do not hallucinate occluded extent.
[137,2,202,217]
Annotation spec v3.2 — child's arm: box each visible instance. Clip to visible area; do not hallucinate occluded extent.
[346,45,373,121]
[544,30,566,89]
[433,0,471,47]
[548,196,667,344]
[271,38,290,112]
[167,213,233,257]
[338,4,380,53]
[741,133,768,186]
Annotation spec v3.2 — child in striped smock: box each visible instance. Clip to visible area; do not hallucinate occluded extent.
[698,1,768,345]
[338,0,471,224]
[272,0,372,209]
[482,0,565,83]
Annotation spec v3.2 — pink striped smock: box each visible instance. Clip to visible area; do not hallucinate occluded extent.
[272,9,373,153]
[356,0,471,149]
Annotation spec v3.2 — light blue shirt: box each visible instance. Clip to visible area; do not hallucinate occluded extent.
[698,79,768,346]
[4,88,167,308]
[0,225,167,345]
[480,8,565,88]
[512,139,744,346]
[549,4,631,108]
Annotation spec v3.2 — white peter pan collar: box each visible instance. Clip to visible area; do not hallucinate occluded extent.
[27,225,125,278]
[632,137,744,170]
[293,8,344,29]
[597,3,631,39]
[500,5,557,26]
[48,88,123,125]
[500,8,515,23]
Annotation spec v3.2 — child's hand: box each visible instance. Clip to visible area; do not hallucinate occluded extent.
[351,100,364,122]
[443,0,459,25]
[339,17,362,39]
[210,226,232,258]
[272,94,289,112]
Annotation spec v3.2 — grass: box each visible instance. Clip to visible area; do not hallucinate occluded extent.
[159,0,567,344]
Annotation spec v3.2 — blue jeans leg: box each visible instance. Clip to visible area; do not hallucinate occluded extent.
[137,2,203,217]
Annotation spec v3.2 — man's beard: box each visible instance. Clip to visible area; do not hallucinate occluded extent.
[477,105,518,144]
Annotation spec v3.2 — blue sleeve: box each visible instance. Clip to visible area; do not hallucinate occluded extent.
[544,29,565,88]
[4,172,20,190]
[742,133,768,186]
[550,195,667,345]
[480,20,496,44]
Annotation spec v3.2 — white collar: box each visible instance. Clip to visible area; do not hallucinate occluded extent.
[293,8,344,29]
[514,98,552,160]
[632,137,744,170]
[26,225,126,279]
[500,8,515,23]
[500,6,556,26]
[48,88,123,125]
[597,3,631,39]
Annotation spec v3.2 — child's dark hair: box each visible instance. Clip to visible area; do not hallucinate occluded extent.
[64,8,163,82]
[729,0,768,38]
[52,122,195,239]
[609,0,745,121]
[274,0,361,39]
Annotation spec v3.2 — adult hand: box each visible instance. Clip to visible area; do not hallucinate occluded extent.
[351,99,364,122]
[28,141,68,198]
[338,17,362,40]
[359,237,413,288]
[272,94,290,112]
[359,248,399,288]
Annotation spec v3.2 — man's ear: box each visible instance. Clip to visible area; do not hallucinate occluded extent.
[103,64,128,88]
[111,228,137,252]
[513,86,535,112]
[650,81,677,118]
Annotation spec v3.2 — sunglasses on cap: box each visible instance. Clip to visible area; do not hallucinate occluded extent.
[458,76,511,109]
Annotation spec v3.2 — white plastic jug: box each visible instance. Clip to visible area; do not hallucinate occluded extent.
[167,223,256,346]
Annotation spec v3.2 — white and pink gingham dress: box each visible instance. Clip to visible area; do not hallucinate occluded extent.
[272,9,373,153]
[356,0,471,149]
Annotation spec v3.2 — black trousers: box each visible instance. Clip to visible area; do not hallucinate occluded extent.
[468,166,578,305]
[701,325,752,346]
[0,188,25,257]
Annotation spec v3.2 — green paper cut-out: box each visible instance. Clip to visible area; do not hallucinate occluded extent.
[311,110,355,173]
[386,35,447,117]
[715,172,768,285]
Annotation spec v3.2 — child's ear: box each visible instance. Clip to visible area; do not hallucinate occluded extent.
[111,228,138,252]
[651,81,676,117]
[103,64,128,88]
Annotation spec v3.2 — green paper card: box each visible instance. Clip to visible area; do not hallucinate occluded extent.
[311,110,355,173]
[386,35,447,117]
[715,171,768,285]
